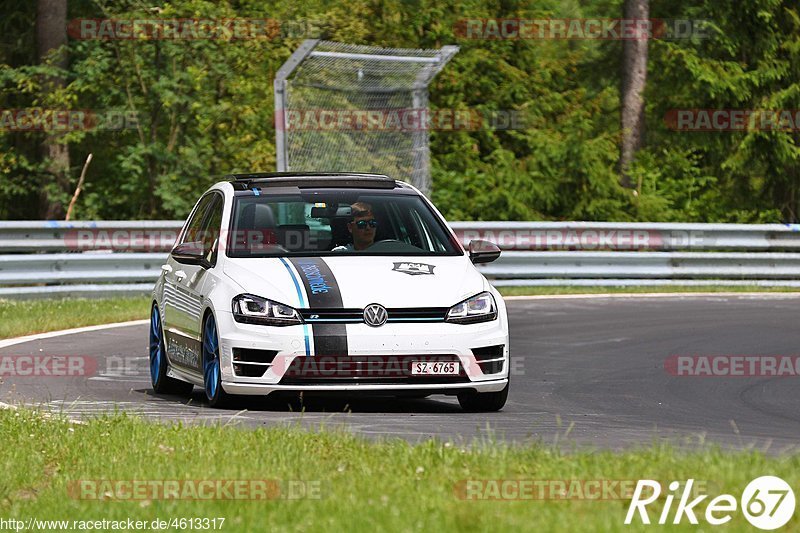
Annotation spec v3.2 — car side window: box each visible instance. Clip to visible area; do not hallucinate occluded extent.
[180,194,216,246]
[202,195,224,265]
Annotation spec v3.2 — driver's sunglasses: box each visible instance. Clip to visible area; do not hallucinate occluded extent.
[355,219,378,229]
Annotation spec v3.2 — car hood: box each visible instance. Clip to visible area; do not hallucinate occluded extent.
[222,255,485,309]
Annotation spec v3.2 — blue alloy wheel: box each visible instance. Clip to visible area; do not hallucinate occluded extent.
[203,313,231,407]
[149,304,193,396]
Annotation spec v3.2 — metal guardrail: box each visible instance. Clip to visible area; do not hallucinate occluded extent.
[3,221,800,297]
[0,283,157,299]
[0,253,164,285]
[0,221,181,253]
[449,221,800,251]
[477,251,800,282]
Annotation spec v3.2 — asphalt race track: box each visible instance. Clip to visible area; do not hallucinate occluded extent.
[2,294,799,450]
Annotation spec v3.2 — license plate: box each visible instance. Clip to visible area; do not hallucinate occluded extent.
[411,361,459,376]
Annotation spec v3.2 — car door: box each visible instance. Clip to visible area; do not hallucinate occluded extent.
[163,192,219,373]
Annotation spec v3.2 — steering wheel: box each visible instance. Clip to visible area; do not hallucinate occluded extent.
[370,239,403,246]
[366,239,424,252]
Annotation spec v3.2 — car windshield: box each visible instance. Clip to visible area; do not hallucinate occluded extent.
[226,190,461,257]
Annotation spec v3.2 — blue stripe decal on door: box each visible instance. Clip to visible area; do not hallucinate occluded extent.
[279,257,311,356]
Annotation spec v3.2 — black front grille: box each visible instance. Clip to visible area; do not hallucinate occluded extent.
[299,308,448,324]
[233,348,279,378]
[299,309,362,322]
[387,308,449,322]
[472,345,505,375]
[279,354,469,385]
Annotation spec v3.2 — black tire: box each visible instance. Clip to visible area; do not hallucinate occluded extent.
[457,381,509,412]
[149,304,193,396]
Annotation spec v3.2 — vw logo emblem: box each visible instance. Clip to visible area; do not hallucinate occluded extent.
[363,304,388,327]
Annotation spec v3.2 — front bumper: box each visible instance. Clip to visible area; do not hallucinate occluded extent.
[221,378,509,396]
[214,309,509,395]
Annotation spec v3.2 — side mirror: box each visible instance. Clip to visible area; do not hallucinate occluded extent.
[469,240,501,264]
[172,241,205,266]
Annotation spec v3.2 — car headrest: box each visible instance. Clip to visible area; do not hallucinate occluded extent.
[253,204,275,228]
[233,204,278,254]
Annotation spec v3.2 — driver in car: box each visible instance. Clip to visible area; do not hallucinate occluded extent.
[332,202,377,251]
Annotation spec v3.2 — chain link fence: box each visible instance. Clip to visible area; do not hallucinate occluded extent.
[274,40,458,195]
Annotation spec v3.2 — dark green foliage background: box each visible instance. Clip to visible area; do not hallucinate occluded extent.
[1,0,798,223]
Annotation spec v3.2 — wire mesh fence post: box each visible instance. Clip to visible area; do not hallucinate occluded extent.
[273,40,458,196]
[274,39,319,172]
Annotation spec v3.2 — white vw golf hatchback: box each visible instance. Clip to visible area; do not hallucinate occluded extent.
[150,173,509,411]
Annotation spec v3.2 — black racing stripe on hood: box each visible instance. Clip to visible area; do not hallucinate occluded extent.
[288,257,348,356]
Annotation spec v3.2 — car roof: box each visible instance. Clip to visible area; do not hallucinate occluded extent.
[226,172,404,190]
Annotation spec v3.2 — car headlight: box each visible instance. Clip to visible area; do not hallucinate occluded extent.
[446,292,498,324]
[232,294,302,326]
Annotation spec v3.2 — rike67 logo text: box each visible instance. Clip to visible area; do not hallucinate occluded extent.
[625,477,795,530]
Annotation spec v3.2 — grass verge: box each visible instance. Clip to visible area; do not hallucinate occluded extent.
[0,297,149,340]
[0,409,796,532]
[498,285,800,297]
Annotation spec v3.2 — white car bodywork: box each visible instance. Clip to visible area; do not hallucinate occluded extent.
[152,177,509,405]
